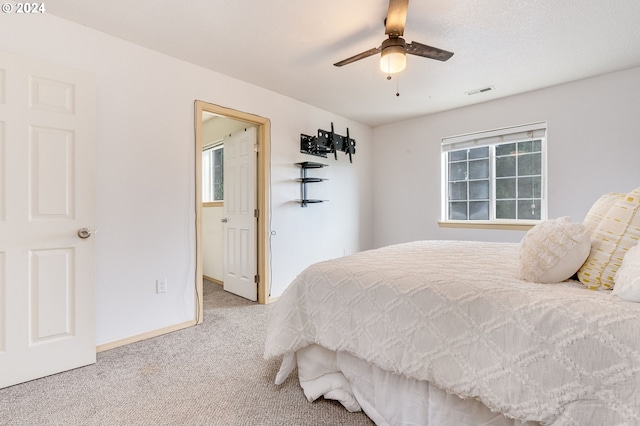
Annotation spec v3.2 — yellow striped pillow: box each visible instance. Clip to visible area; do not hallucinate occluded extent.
[578,187,640,290]
[582,192,625,233]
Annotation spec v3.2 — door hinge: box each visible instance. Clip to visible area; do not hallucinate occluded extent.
[254,142,259,153]
[254,274,260,284]
[254,209,259,218]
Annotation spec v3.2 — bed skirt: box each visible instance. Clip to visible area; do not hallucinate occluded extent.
[287,344,539,426]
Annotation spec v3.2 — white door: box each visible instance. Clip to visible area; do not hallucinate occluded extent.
[0,51,96,388]
[223,127,257,301]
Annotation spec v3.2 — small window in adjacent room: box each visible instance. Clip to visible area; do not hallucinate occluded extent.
[441,122,547,226]
[202,143,224,202]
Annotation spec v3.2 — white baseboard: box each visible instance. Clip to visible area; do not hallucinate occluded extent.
[96,320,197,353]
[203,275,223,285]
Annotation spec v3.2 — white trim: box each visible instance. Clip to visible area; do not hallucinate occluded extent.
[438,221,536,231]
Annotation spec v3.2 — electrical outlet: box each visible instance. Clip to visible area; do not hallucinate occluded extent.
[156,278,167,294]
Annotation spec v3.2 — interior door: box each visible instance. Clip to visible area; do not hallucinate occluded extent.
[223,127,257,301]
[0,51,96,388]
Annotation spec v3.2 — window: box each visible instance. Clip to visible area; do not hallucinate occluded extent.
[202,143,223,202]
[441,122,547,225]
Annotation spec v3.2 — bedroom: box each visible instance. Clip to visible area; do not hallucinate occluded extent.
[0,0,639,423]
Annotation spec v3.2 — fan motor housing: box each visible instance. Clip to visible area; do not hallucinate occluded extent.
[381,37,406,52]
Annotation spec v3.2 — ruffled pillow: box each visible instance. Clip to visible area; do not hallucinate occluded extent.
[519,217,591,283]
[611,244,640,302]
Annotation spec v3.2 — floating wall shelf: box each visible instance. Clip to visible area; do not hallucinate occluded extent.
[295,161,328,207]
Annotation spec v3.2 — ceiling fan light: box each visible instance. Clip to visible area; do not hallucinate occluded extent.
[380,45,406,74]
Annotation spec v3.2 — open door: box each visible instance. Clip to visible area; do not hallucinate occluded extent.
[222,127,257,301]
[194,100,271,323]
[0,51,96,388]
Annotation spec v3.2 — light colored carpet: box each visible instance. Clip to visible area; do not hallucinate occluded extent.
[0,281,374,426]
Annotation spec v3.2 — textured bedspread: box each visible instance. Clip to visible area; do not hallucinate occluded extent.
[264,241,640,425]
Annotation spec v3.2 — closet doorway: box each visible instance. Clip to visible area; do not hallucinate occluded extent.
[194,101,271,324]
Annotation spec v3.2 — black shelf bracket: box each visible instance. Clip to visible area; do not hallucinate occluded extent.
[300,122,356,163]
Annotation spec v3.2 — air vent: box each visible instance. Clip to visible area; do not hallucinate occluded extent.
[466,86,495,96]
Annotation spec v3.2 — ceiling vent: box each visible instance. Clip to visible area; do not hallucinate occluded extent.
[466,86,495,96]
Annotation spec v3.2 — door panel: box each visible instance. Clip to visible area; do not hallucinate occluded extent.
[0,50,96,389]
[29,75,76,115]
[240,228,250,281]
[30,126,75,218]
[223,127,257,301]
[30,248,75,341]
[227,227,237,278]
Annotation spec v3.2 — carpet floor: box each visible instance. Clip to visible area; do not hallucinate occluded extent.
[0,281,374,425]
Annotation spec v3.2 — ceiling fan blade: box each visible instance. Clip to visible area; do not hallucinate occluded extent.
[333,47,381,67]
[406,41,454,61]
[385,0,409,37]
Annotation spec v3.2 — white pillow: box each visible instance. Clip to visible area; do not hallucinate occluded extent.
[612,244,640,302]
[519,217,591,283]
[578,187,640,290]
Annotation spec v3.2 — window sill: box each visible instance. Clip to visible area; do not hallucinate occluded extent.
[438,221,537,231]
[203,201,223,207]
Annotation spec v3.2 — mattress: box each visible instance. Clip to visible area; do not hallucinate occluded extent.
[265,240,640,425]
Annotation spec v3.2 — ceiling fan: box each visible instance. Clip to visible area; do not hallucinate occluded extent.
[333,0,454,74]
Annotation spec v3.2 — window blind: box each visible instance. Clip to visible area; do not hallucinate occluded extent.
[442,122,547,152]
[202,140,224,151]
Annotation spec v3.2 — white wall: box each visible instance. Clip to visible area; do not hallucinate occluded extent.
[0,13,373,345]
[202,205,224,280]
[373,66,640,248]
[202,116,248,147]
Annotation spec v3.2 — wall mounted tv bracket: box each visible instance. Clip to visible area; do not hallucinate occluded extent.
[300,122,356,163]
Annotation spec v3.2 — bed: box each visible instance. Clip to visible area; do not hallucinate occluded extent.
[264,191,640,425]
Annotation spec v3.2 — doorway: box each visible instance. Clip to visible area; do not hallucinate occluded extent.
[194,101,271,324]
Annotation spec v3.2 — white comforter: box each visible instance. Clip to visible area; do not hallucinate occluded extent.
[264,241,640,425]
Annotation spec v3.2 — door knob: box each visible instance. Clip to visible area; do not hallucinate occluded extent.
[221,218,228,223]
[77,228,95,239]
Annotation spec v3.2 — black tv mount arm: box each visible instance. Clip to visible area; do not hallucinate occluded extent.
[300,122,356,163]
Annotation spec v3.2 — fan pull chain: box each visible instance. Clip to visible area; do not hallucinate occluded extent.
[386,74,400,96]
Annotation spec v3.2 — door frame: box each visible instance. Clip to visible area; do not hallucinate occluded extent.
[194,100,271,322]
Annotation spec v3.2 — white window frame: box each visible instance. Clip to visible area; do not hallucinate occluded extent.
[440,122,548,227]
[202,142,224,203]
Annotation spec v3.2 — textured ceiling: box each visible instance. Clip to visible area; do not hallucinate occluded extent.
[46,0,640,127]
